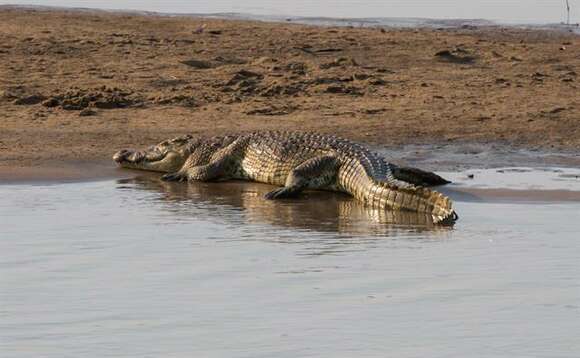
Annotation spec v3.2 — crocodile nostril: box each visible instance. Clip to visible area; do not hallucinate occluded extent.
[113,151,124,162]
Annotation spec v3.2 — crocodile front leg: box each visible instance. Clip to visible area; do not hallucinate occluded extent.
[265,155,339,199]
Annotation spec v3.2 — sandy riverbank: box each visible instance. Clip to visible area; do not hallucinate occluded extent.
[0,7,579,180]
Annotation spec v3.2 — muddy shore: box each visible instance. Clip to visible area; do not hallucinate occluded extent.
[1,7,579,180]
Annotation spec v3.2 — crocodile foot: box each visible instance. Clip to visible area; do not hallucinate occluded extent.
[264,187,301,200]
[161,172,187,182]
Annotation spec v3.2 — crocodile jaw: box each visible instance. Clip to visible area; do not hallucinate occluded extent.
[113,149,186,173]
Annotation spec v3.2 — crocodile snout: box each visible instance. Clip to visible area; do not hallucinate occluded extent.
[113,149,143,164]
[113,149,130,163]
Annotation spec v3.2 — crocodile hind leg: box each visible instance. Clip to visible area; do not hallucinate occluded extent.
[162,138,243,182]
[265,155,339,199]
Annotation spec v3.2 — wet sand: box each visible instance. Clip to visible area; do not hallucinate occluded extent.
[0,6,579,181]
[0,161,125,184]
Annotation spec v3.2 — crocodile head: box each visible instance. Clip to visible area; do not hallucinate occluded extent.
[113,135,193,172]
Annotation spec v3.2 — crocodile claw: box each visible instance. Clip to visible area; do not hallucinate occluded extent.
[161,172,187,182]
[264,187,300,199]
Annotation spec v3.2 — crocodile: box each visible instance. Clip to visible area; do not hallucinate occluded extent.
[113,131,458,224]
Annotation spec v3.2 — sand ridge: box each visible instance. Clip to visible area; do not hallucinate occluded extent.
[0,7,579,174]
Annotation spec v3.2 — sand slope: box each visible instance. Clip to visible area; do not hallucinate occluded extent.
[0,7,579,173]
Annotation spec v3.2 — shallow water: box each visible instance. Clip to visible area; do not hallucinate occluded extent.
[1,168,580,357]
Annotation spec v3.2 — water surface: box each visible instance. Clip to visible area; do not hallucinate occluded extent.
[1,169,580,357]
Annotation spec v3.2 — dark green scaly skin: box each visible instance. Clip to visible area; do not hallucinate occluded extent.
[114,131,457,224]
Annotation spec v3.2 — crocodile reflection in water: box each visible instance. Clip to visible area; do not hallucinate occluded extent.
[117,175,454,238]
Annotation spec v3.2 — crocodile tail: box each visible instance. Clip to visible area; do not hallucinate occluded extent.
[368,180,457,225]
